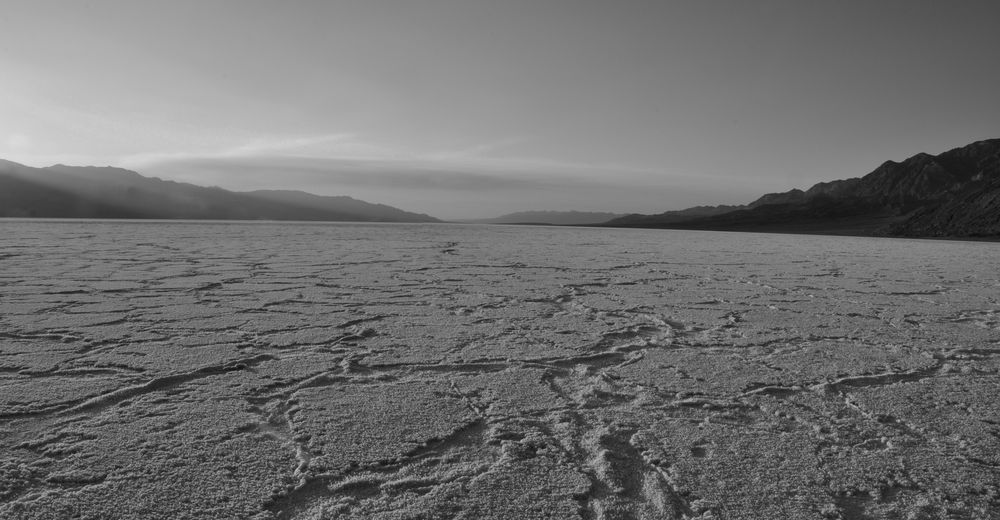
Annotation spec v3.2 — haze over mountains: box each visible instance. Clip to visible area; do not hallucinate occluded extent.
[0,160,438,223]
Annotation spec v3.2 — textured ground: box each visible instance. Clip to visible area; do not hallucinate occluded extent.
[1,221,999,519]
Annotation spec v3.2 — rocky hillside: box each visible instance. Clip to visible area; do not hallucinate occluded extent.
[607,139,1000,238]
[0,160,439,223]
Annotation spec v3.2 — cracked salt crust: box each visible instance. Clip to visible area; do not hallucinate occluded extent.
[0,221,998,519]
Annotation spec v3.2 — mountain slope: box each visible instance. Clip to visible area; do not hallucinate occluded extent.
[888,168,1000,237]
[0,160,440,222]
[606,139,1000,238]
[245,190,437,222]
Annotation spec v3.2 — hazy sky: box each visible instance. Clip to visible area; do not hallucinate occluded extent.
[2,0,998,219]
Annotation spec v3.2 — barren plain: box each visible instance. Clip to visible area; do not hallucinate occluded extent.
[1,220,998,519]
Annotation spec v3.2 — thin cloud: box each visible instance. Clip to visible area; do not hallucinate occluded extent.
[143,155,592,192]
[223,133,364,156]
[125,132,677,187]
[118,133,395,168]
[420,137,527,162]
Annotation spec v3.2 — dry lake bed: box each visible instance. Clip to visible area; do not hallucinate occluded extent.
[0,220,998,520]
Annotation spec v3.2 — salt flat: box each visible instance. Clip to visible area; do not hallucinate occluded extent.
[0,220,998,519]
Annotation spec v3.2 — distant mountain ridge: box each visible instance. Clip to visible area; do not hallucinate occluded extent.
[0,160,439,222]
[468,210,626,226]
[603,205,745,228]
[606,138,1000,238]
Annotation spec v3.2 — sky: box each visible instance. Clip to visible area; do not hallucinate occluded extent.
[1,0,999,220]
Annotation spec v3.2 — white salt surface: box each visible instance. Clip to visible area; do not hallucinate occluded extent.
[0,220,998,519]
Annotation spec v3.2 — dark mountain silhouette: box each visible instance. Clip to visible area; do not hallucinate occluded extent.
[467,210,627,226]
[606,139,1000,238]
[0,160,439,222]
[604,205,745,228]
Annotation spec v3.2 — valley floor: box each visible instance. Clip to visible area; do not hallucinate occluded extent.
[1,221,998,519]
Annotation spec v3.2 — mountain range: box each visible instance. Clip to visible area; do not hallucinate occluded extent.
[0,160,438,223]
[606,138,1000,238]
[3,138,998,238]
